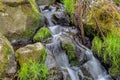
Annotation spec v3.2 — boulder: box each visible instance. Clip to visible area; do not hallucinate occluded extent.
[0,33,17,79]
[36,0,55,5]
[16,42,47,66]
[0,0,42,42]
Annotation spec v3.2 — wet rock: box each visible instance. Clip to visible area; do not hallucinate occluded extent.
[6,54,17,77]
[0,33,16,79]
[80,66,93,80]
[48,68,63,80]
[36,0,55,5]
[0,0,42,42]
[16,42,47,65]
[75,45,88,65]
[45,49,58,70]
[59,34,79,66]
[52,11,70,26]
[60,35,75,59]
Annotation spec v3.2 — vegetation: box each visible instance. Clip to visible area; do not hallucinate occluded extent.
[18,46,48,80]
[0,1,4,11]
[8,0,42,40]
[62,41,75,61]
[33,27,51,42]
[92,36,102,55]
[86,0,120,37]
[0,33,14,78]
[86,0,120,77]
[62,0,75,22]
[18,60,48,80]
[61,38,79,66]
[103,33,120,76]
[92,33,120,76]
[113,0,120,6]
[29,0,41,24]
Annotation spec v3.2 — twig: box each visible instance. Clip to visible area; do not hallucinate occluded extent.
[93,15,105,39]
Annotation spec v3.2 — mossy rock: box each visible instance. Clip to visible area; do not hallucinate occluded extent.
[59,35,78,66]
[0,0,42,42]
[0,33,14,78]
[33,27,51,42]
[15,42,47,66]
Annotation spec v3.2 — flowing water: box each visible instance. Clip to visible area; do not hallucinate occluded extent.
[39,4,112,80]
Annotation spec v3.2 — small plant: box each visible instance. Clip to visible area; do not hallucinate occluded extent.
[33,27,51,42]
[18,60,48,80]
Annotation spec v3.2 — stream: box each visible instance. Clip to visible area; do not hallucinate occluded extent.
[39,3,112,80]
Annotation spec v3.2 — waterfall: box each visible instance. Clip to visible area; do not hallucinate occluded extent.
[39,3,112,80]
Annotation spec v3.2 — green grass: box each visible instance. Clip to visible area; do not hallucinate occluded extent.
[33,27,51,42]
[103,33,120,76]
[62,0,75,21]
[92,33,120,76]
[18,60,48,80]
[29,0,39,14]
[62,0,75,14]
[18,64,29,80]
[92,36,102,55]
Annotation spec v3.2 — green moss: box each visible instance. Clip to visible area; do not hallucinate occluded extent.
[18,61,48,80]
[62,43,75,60]
[61,41,78,66]
[0,34,13,78]
[86,1,120,37]
[33,27,51,42]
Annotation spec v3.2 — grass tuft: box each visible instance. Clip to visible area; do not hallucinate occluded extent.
[92,33,120,76]
[18,60,48,80]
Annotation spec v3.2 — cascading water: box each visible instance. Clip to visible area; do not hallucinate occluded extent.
[39,3,112,80]
[75,41,112,80]
[46,33,80,80]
